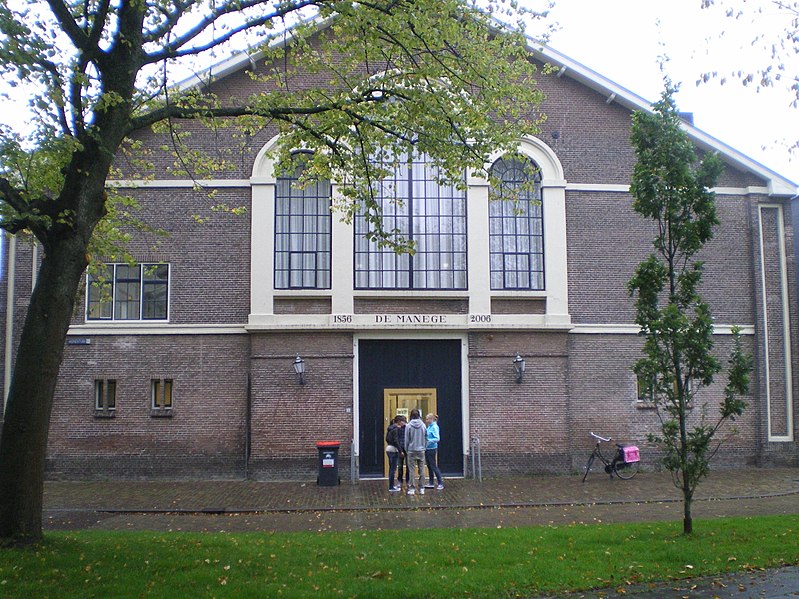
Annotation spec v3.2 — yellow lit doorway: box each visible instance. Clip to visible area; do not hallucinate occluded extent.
[383,388,437,476]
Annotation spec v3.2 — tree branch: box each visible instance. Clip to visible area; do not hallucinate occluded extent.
[0,178,30,216]
[45,0,90,50]
[143,0,323,63]
[86,0,113,55]
[129,87,394,133]
[143,0,194,47]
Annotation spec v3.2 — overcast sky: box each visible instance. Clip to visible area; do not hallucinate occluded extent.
[1,1,796,184]
[543,0,799,184]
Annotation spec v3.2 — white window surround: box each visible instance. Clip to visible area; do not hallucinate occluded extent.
[758,203,794,442]
[248,134,570,330]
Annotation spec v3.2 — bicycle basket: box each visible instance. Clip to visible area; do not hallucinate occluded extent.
[621,445,640,463]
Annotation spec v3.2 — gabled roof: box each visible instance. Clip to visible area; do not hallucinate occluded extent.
[531,41,797,196]
[177,14,798,197]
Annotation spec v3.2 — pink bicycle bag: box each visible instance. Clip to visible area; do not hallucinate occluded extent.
[622,446,640,463]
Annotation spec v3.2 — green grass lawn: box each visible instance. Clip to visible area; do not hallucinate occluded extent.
[1,515,798,598]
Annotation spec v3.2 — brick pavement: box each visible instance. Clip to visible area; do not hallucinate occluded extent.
[42,467,799,531]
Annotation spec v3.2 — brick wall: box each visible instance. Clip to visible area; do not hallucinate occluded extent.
[752,199,799,465]
[48,334,250,479]
[567,333,761,471]
[566,191,756,325]
[468,331,570,474]
[69,187,252,327]
[249,332,354,481]
[3,27,796,480]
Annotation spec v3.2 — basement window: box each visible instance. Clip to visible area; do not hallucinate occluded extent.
[94,379,116,418]
[150,378,173,417]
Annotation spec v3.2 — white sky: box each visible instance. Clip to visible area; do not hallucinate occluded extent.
[544,0,799,184]
[2,1,796,184]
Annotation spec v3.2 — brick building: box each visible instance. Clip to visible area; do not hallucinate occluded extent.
[1,29,797,481]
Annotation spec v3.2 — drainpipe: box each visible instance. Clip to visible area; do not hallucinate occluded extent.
[793,195,799,326]
[244,373,252,479]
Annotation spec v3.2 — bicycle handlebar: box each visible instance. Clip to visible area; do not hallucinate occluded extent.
[589,432,611,442]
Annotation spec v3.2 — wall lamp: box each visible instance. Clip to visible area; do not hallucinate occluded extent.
[293,355,306,385]
[513,354,525,384]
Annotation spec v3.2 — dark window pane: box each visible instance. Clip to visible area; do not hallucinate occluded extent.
[95,380,104,410]
[354,152,467,290]
[142,264,169,320]
[106,380,116,409]
[87,265,114,320]
[274,158,331,289]
[489,155,545,290]
[163,380,173,408]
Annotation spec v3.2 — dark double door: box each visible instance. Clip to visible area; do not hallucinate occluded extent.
[358,339,463,477]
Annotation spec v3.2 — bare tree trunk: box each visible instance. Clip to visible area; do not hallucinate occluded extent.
[683,481,693,535]
[0,236,88,545]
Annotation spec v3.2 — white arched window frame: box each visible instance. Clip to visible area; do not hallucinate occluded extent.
[488,154,545,291]
[467,136,569,323]
[250,136,353,320]
[250,135,569,327]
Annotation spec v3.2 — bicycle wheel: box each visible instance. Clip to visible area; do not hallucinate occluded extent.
[613,460,640,480]
[582,454,595,482]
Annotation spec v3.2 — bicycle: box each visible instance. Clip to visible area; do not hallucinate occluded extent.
[581,432,640,481]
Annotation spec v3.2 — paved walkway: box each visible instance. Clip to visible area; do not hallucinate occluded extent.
[42,468,799,598]
[44,467,799,532]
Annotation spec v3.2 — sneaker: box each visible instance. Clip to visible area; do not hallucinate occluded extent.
[407,489,415,495]
[389,487,400,492]
[419,487,424,495]
[436,484,444,490]
[424,484,435,489]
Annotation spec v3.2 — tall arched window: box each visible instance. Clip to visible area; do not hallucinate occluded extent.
[489,154,544,290]
[274,156,332,289]
[354,152,467,290]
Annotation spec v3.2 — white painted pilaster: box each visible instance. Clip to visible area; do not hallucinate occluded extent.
[467,175,492,316]
[249,181,275,318]
[542,181,570,321]
[331,183,354,315]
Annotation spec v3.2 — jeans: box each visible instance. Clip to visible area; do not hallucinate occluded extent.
[397,452,409,485]
[425,448,443,485]
[406,450,425,491]
[387,450,400,488]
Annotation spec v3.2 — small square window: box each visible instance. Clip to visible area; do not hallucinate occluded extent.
[94,379,116,417]
[636,374,655,404]
[151,379,174,417]
[636,375,694,408]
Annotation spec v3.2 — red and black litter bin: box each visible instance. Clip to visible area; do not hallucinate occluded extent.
[315,441,341,486]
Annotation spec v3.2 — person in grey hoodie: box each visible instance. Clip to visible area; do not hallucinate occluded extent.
[404,409,427,495]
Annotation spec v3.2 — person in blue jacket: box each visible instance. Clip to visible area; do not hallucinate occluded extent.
[424,413,444,490]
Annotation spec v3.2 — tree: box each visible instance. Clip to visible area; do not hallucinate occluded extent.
[0,0,548,545]
[699,1,799,151]
[627,83,753,536]
[699,1,798,99]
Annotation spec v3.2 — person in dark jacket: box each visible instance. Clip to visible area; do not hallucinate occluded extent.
[385,416,402,492]
[395,415,408,488]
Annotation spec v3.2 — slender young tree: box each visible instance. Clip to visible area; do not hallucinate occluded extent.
[628,83,753,536]
[0,0,549,545]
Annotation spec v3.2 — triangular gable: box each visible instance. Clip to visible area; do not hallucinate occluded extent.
[176,13,798,197]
